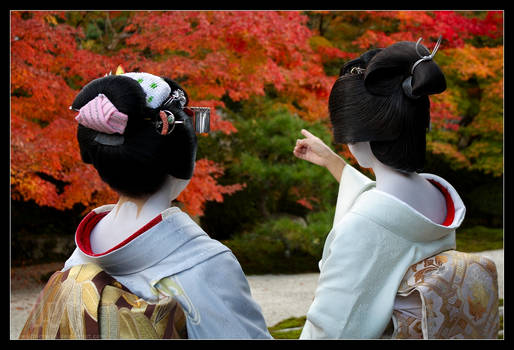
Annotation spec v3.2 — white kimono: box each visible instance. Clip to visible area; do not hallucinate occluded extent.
[300,164,466,339]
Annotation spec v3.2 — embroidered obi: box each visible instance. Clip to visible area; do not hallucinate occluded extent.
[391,250,500,339]
[19,263,187,339]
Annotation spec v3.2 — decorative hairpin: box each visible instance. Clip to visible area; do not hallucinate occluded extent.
[156,110,184,135]
[410,35,442,75]
[154,107,211,135]
[402,35,443,100]
[162,89,187,109]
[103,65,125,77]
[350,66,365,75]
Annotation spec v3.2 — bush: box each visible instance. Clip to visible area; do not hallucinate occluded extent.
[200,96,338,241]
[456,225,503,252]
[11,200,83,266]
[225,209,503,275]
[224,207,334,274]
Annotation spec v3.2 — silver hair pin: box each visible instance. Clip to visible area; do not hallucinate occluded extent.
[162,89,187,109]
[411,35,443,75]
[350,66,365,75]
[156,110,185,135]
[189,107,211,133]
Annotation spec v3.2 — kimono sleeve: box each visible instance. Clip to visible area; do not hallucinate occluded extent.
[333,164,375,226]
[175,251,272,339]
[300,213,408,339]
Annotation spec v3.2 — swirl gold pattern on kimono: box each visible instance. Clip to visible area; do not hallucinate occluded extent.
[391,250,499,339]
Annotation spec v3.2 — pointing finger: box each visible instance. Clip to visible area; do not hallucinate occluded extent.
[301,129,316,139]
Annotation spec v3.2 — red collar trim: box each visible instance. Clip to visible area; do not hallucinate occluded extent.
[427,179,455,227]
[76,210,163,257]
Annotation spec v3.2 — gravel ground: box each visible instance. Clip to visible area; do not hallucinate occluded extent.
[10,249,503,339]
[247,248,504,328]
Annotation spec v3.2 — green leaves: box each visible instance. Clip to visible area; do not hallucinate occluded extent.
[198,98,338,240]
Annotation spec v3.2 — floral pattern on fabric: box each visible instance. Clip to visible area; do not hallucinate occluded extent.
[392,250,499,339]
[19,263,187,339]
[151,276,201,325]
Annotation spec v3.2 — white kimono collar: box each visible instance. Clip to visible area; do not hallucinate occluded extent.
[351,173,466,243]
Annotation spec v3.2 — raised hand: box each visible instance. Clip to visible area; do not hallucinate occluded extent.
[293,129,346,182]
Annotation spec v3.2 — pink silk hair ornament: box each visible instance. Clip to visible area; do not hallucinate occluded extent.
[75,94,128,134]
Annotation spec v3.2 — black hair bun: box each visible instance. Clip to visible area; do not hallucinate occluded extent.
[363,41,446,98]
[74,73,197,197]
[410,57,446,96]
[340,48,382,76]
[72,75,148,119]
[328,39,448,173]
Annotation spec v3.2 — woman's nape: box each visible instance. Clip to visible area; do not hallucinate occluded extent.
[89,175,190,254]
[348,141,447,225]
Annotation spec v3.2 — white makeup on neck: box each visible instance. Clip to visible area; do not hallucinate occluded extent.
[348,142,376,169]
[89,175,190,254]
[348,141,446,224]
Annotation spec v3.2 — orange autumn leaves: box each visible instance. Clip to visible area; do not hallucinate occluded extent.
[11,11,335,215]
[11,11,504,216]
[122,11,335,121]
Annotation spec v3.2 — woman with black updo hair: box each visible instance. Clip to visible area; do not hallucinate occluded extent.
[294,38,499,339]
[20,71,272,339]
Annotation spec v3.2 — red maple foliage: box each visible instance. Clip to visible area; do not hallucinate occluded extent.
[11,10,504,217]
[11,12,118,210]
[121,11,335,121]
[11,11,335,215]
[355,11,503,49]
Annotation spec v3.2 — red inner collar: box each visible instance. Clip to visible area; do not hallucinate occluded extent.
[427,179,455,226]
[75,210,163,257]
[76,179,456,256]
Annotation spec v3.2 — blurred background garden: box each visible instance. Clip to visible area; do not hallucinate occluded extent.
[11,10,503,275]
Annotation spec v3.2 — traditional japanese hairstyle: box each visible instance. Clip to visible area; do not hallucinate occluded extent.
[71,71,197,198]
[328,36,447,172]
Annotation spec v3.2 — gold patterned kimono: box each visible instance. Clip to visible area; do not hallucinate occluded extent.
[391,250,499,339]
[19,263,187,339]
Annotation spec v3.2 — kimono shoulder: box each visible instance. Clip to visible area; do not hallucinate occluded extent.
[302,190,457,339]
[62,206,271,339]
[333,164,375,226]
[166,250,272,339]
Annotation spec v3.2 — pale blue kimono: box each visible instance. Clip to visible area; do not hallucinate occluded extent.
[63,205,272,339]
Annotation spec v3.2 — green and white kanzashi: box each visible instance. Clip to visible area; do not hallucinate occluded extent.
[123,72,171,109]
